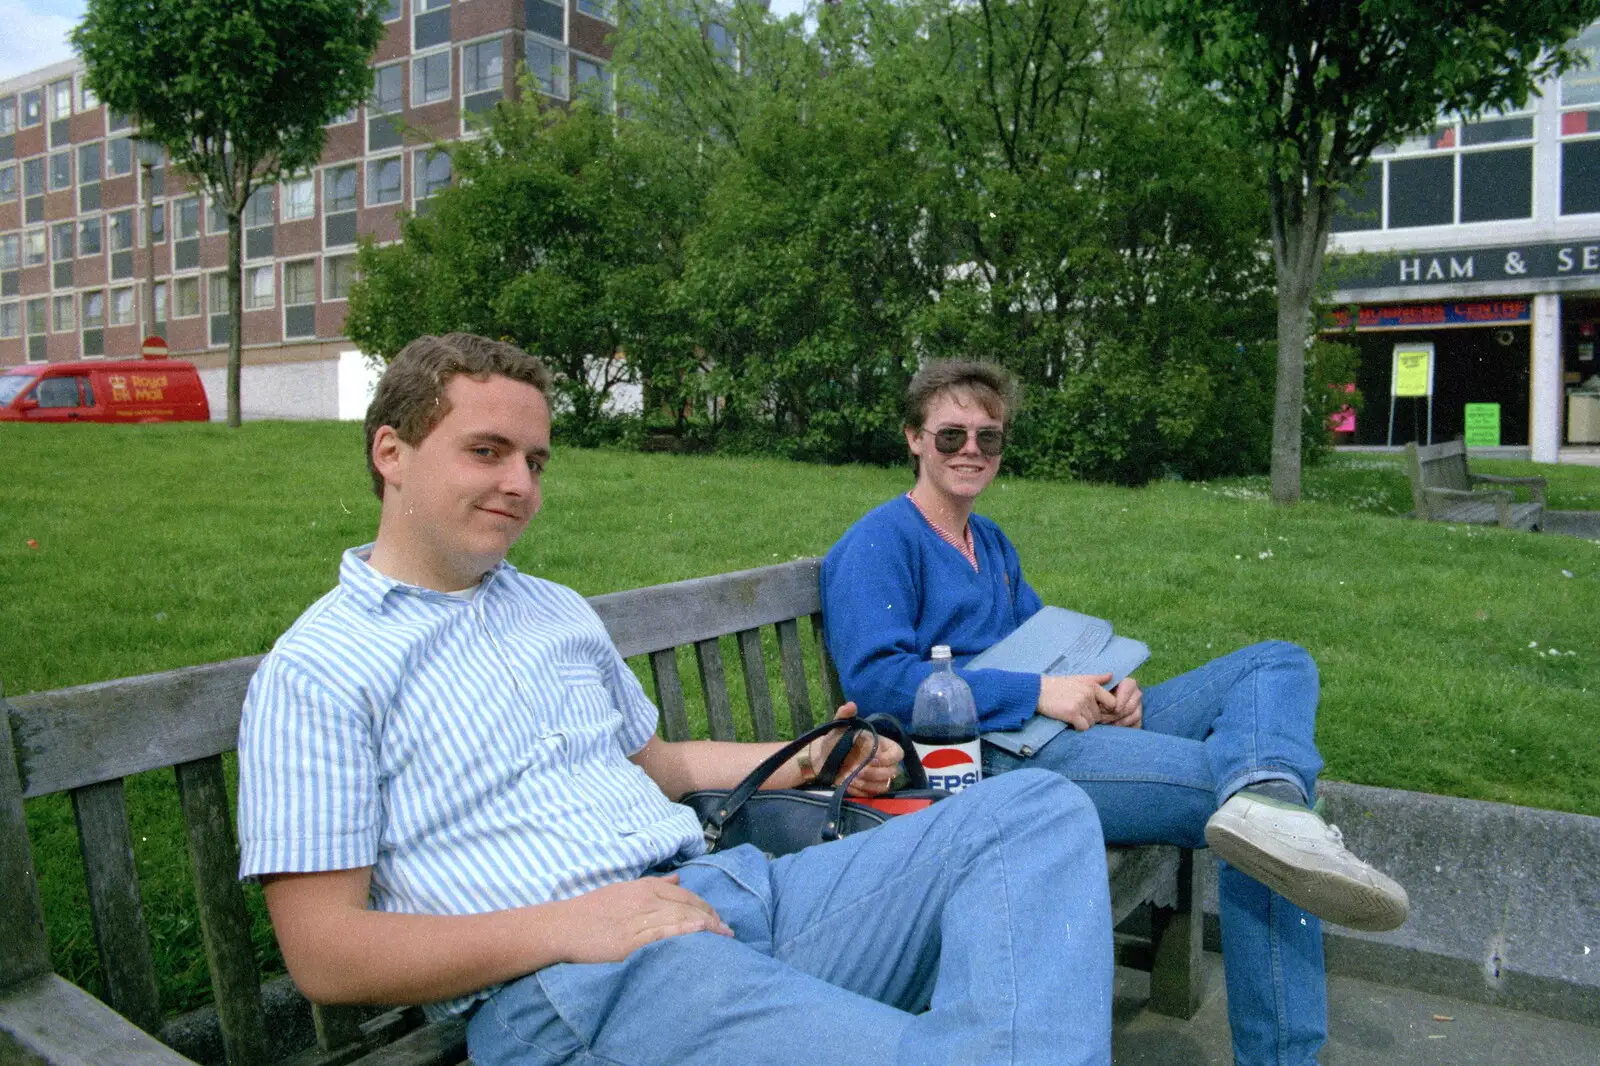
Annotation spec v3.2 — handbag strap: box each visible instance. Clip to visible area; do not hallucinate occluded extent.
[812,714,929,790]
[700,718,880,849]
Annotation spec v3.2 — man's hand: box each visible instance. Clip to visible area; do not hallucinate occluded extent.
[553,875,733,964]
[800,703,904,796]
[1103,677,1143,729]
[1036,673,1116,731]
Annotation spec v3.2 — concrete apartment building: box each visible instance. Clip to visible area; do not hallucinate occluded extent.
[0,0,619,419]
[1326,21,1600,460]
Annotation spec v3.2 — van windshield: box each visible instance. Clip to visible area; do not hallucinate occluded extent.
[0,375,32,406]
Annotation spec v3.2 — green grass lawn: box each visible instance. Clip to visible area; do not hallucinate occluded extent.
[3,423,1598,1014]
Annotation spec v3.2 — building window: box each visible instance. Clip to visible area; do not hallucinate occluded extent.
[525,38,568,99]
[0,234,17,270]
[414,0,449,11]
[26,297,47,337]
[463,39,503,94]
[209,272,230,316]
[324,254,357,300]
[245,265,274,310]
[208,195,229,234]
[1559,23,1600,216]
[416,148,451,201]
[0,97,15,135]
[23,157,45,197]
[284,260,317,305]
[175,196,201,239]
[577,0,614,20]
[51,222,74,262]
[574,57,611,111]
[53,293,75,332]
[79,217,103,256]
[0,164,15,203]
[153,281,166,323]
[526,0,563,42]
[24,229,46,266]
[325,165,359,214]
[78,143,102,184]
[372,63,404,114]
[282,175,315,221]
[381,0,403,21]
[107,110,131,132]
[244,187,275,228]
[110,209,136,251]
[108,136,133,176]
[22,89,43,127]
[110,286,135,325]
[50,80,72,121]
[412,50,451,106]
[79,79,98,111]
[173,276,201,318]
[82,290,105,328]
[367,155,403,205]
[49,150,71,190]
[328,105,357,126]
[0,302,18,339]
[150,203,166,242]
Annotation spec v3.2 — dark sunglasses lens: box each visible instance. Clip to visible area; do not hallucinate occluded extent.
[931,428,1005,455]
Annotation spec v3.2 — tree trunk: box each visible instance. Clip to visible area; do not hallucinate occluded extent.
[227,213,243,428]
[1269,181,1333,507]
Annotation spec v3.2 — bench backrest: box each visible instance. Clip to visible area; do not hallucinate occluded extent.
[1405,439,1471,517]
[0,558,837,1066]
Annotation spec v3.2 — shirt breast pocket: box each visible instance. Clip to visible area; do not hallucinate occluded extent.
[555,663,623,761]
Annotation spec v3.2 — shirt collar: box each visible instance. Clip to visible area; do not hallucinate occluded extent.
[338,544,517,613]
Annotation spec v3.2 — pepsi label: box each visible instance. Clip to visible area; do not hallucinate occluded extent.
[913,739,982,794]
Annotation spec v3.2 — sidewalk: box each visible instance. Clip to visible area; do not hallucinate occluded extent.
[1113,954,1600,1065]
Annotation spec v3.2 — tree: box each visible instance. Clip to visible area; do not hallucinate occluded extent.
[1138,0,1600,504]
[74,0,384,426]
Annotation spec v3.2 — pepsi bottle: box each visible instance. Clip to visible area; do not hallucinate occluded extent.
[911,646,981,793]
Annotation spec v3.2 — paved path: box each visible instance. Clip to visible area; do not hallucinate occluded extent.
[1113,954,1600,1065]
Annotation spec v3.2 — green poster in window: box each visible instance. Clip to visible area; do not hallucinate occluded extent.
[1463,403,1500,447]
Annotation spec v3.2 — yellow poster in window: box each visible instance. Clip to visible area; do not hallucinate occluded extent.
[1391,344,1433,397]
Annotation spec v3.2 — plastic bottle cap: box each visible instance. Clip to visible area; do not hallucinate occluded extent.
[931,645,952,661]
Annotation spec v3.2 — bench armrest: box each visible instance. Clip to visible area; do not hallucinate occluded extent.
[1422,486,1510,502]
[0,973,198,1065]
[1470,473,1546,505]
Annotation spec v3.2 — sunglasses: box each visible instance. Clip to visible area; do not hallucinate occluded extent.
[927,427,1006,457]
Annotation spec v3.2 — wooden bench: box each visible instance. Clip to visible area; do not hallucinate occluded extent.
[1405,439,1546,530]
[0,558,1202,1065]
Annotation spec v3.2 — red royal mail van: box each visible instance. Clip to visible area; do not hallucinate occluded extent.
[0,358,211,423]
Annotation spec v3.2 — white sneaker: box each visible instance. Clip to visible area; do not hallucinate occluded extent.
[1205,791,1409,932]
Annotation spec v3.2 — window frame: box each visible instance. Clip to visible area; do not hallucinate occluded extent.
[282,175,316,221]
[411,48,453,108]
[366,154,404,206]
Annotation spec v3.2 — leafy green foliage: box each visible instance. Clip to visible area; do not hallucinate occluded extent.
[73,0,385,425]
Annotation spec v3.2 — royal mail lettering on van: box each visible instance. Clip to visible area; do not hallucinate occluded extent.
[130,374,168,402]
[109,374,131,402]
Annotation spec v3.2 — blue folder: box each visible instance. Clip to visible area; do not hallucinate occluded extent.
[970,607,1150,757]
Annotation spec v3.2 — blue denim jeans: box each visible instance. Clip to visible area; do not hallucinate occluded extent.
[982,641,1329,1066]
[467,769,1113,1066]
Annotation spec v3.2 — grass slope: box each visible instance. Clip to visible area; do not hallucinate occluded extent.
[2,424,1597,1012]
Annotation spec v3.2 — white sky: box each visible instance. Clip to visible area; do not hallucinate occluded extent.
[1,0,810,85]
[0,0,84,84]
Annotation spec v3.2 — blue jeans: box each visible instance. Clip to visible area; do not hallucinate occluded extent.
[468,770,1113,1066]
[982,641,1329,1066]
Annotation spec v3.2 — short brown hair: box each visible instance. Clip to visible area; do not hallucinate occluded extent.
[903,359,1019,430]
[364,333,553,498]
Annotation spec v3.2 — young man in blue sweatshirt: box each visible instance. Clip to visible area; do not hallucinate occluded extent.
[821,359,1409,1066]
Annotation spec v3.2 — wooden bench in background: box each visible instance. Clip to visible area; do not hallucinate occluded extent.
[1,559,1203,1065]
[1405,439,1546,530]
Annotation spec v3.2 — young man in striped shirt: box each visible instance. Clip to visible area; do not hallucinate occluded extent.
[237,334,1118,1066]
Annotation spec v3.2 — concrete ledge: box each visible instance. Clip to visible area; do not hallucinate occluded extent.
[1200,780,1600,1027]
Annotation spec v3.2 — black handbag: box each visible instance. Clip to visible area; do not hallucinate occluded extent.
[681,715,949,858]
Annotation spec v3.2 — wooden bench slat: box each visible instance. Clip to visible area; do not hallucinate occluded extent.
[343,1016,466,1066]
[0,695,51,989]
[649,649,691,743]
[71,778,163,1035]
[810,612,843,711]
[590,559,821,659]
[312,1004,366,1056]
[174,755,270,1066]
[695,639,738,742]
[0,973,198,1065]
[11,657,261,799]
[735,628,779,742]
[774,618,815,735]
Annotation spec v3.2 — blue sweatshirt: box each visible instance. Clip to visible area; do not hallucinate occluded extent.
[820,495,1045,732]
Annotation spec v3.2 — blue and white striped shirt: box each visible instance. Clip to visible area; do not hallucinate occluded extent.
[237,546,704,1019]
